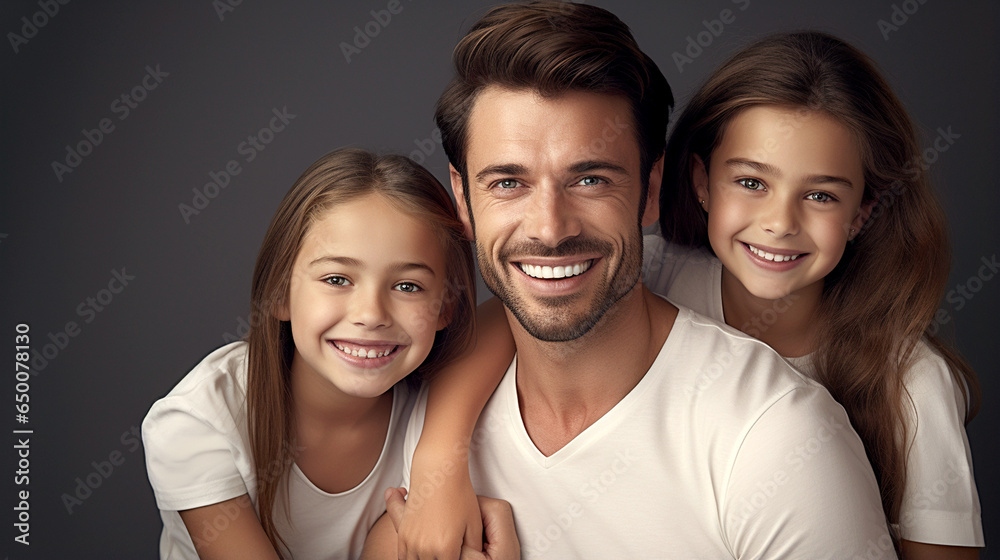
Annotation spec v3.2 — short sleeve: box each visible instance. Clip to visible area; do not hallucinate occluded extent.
[142,401,249,511]
[898,346,983,545]
[399,383,430,491]
[723,387,895,559]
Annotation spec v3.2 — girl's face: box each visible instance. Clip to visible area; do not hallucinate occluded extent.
[280,193,451,400]
[695,105,870,302]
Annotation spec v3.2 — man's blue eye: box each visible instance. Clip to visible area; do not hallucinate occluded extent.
[580,176,603,186]
[498,179,519,189]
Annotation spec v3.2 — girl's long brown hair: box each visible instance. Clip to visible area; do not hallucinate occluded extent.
[660,32,980,545]
[245,148,476,555]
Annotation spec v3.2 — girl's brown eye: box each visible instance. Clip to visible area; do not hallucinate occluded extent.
[395,282,421,293]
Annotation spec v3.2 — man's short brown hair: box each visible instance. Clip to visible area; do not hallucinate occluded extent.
[435,1,673,205]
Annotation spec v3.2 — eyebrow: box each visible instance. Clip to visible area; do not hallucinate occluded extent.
[308,256,437,276]
[724,158,854,189]
[474,160,628,183]
[571,160,628,175]
[475,164,528,184]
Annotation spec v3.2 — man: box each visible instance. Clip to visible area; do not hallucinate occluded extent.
[371,2,892,558]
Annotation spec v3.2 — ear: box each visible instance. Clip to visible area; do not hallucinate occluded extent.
[641,153,664,228]
[273,298,290,322]
[435,300,453,331]
[449,164,474,240]
[691,154,710,210]
[849,194,877,240]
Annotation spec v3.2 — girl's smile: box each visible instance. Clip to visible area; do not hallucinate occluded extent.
[740,241,808,271]
[330,339,405,369]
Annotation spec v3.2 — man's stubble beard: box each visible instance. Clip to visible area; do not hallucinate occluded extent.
[474,230,644,342]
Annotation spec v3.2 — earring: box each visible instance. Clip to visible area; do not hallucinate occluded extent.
[699,199,706,206]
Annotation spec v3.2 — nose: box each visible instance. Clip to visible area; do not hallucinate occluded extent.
[348,285,391,329]
[759,195,799,238]
[521,185,581,247]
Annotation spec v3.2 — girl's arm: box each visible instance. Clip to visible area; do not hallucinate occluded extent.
[900,541,978,560]
[396,297,514,558]
[179,494,281,560]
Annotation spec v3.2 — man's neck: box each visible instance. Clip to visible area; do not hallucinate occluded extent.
[511,286,676,456]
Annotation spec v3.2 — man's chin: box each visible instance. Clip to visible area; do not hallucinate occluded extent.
[502,294,608,342]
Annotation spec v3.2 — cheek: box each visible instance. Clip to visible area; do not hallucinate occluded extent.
[705,197,746,244]
[401,296,447,339]
[816,215,851,250]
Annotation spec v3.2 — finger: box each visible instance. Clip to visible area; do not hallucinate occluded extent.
[459,545,487,560]
[478,497,519,559]
[464,501,484,553]
[384,487,407,533]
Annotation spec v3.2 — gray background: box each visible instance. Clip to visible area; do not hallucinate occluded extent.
[2,1,997,557]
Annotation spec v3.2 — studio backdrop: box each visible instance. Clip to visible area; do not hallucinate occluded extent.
[2,1,997,557]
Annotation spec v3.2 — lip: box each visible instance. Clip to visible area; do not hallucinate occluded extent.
[328,339,405,369]
[510,256,600,296]
[740,242,808,271]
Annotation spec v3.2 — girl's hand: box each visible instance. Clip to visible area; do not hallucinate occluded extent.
[386,488,519,560]
[386,457,483,560]
[467,495,520,560]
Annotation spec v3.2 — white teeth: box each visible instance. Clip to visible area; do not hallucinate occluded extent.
[747,244,800,262]
[520,260,592,279]
[333,342,393,359]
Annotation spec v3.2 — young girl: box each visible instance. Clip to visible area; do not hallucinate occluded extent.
[142,148,477,559]
[397,32,983,559]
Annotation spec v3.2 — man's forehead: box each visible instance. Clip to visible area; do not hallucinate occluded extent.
[464,86,638,173]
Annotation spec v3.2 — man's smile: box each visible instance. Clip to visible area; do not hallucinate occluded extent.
[517,259,593,279]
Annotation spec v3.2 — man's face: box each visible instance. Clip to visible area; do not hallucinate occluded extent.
[451,87,661,341]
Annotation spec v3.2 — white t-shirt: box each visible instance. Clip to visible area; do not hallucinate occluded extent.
[142,342,413,559]
[403,306,893,559]
[642,234,984,546]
